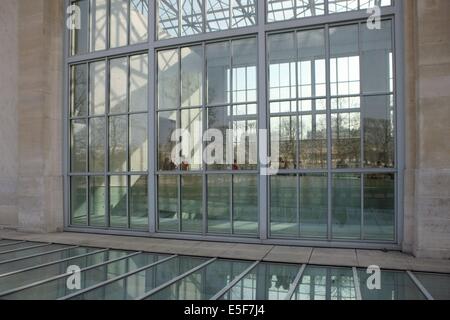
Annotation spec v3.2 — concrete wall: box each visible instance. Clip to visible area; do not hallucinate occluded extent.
[0,0,19,228]
[409,0,450,259]
[0,0,65,232]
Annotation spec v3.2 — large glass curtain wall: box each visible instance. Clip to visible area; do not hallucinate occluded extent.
[67,0,400,244]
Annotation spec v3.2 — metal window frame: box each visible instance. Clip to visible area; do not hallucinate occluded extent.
[63,0,404,250]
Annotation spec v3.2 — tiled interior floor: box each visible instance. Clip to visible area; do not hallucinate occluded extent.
[0,231,449,300]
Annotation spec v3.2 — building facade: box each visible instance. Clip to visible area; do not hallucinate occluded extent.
[0,0,449,259]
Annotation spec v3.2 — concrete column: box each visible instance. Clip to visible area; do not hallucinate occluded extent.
[405,0,450,258]
[0,0,19,229]
[415,0,450,258]
[16,0,65,232]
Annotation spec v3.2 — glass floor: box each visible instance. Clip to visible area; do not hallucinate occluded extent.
[0,239,449,300]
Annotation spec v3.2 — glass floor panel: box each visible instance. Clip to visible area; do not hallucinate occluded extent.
[74,256,209,300]
[1,252,168,300]
[291,266,356,300]
[358,269,425,300]
[413,272,450,300]
[0,244,70,263]
[220,262,301,300]
[147,259,252,300]
[0,249,131,295]
[0,240,24,247]
[0,239,449,300]
[0,246,100,276]
[0,241,44,254]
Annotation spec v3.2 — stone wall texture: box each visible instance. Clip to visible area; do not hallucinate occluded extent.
[0,0,19,228]
[0,0,64,232]
[0,0,449,258]
[410,0,450,258]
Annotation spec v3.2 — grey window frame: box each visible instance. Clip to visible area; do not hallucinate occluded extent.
[63,0,405,250]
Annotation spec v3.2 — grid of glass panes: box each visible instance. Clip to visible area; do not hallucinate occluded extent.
[267,0,392,22]
[268,20,395,241]
[67,0,399,245]
[70,0,149,56]
[69,53,149,230]
[157,0,257,40]
[156,37,259,236]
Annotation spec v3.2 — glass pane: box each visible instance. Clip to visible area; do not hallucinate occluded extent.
[109,116,128,172]
[71,119,88,172]
[328,0,358,13]
[0,244,69,263]
[181,46,203,108]
[270,116,296,170]
[71,0,89,55]
[232,113,258,170]
[358,269,425,300]
[268,0,325,22]
[292,266,356,300]
[110,0,129,48]
[110,175,128,228]
[330,25,360,97]
[361,20,393,94]
[332,174,361,240]
[89,60,106,115]
[149,259,252,300]
[89,117,106,172]
[331,111,361,169]
[221,263,300,300]
[207,41,230,105]
[298,29,326,98]
[267,0,295,22]
[233,175,258,235]
[268,32,297,101]
[414,273,450,300]
[206,106,232,170]
[158,175,179,232]
[295,0,325,18]
[232,38,257,104]
[89,176,106,227]
[363,95,395,168]
[130,114,148,172]
[90,0,107,51]
[0,250,130,294]
[299,113,327,169]
[231,0,256,28]
[329,0,392,13]
[158,111,178,171]
[364,174,395,241]
[181,108,203,171]
[110,57,128,114]
[71,176,87,225]
[130,175,148,229]
[74,256,208,300]
[299,174,327,238]
[0,242,43,254]
[70,64,88,117]
[158,49,179,109]
[181,175,203,233]
[206,0,229,32]
[130,0,149,44]
[270,175,297,237]
[158,0,180,39]
[181,0,203,36]
[129,54,148,112]
[359,0,392,9]
[0,247,96,276]
[208,175,231,234]
[3,253,164,300]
